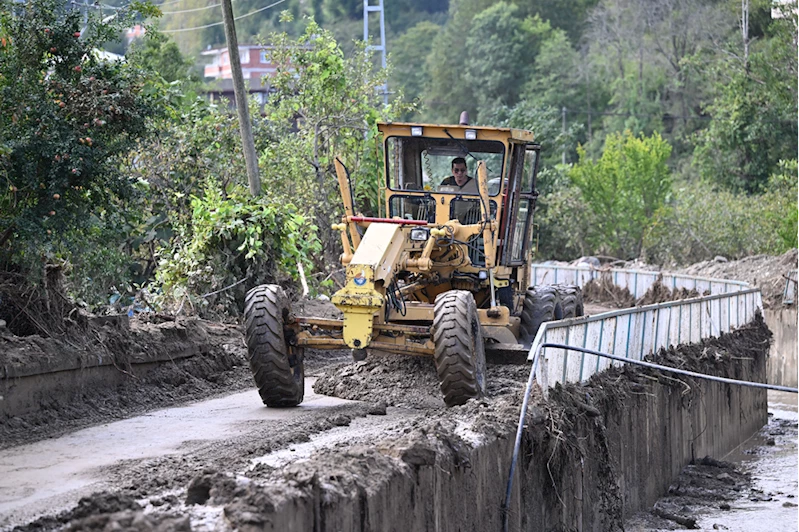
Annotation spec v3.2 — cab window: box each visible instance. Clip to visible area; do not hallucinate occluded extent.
[386,136,505,196]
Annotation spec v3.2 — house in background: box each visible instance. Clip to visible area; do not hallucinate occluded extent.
[201,45,278,107]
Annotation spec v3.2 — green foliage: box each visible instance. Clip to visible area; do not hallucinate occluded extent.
[155,180,319,314]
[390,21,440,120]
[127,30,200,85]
[534,165,598,260]
[692,8,798,193]
[261,19,411,259]
[643,160,798,265]
[0,0,163,290]
[462,3,532,117]
[569,131,672,258]
[423,0,497,122]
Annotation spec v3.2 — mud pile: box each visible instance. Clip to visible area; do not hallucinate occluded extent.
[583,272,709,308]
[677,249,797,308]
[582,272,636,308]
[635,275,706,305]
[313,353,532,409]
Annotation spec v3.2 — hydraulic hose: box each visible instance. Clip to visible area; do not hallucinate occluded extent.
[501,342,798,532]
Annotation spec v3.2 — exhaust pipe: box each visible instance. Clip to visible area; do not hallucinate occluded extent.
[459,111,469,125]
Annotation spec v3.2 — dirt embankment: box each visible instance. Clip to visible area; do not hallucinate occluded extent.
[575,250,797,309]
[677,249,797,308]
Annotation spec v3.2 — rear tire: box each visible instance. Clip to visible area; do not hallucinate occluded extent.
[244,284,304,407]
[553,284,584,319]
[519,286,564,346]
[432,291,487,407]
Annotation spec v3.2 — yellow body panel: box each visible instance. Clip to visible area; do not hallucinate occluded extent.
[331,223,404,348]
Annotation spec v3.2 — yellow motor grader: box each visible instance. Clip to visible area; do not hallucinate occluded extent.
[243,119,583,407]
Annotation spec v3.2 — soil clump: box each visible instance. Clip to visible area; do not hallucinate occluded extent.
[312,352,532,408]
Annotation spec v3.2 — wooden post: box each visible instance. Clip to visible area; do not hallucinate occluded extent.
[220,0,261,196]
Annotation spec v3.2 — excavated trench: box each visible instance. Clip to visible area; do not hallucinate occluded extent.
[0,311,771,531]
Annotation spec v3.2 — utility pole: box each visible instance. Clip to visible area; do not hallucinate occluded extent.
[363,0,388,105]
[561,107,567,165]
[221,0,261,196]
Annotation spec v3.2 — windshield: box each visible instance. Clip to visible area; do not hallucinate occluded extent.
[386,136,506,196]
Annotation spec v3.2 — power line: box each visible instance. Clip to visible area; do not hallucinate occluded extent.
[160,0,286,33]
[160,1,230,15]
[156,0,194,6]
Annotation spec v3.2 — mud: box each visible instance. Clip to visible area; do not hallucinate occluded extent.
[677,250,797,308]
[582,272,637,308]
[635,275,705,306]
[626,399,798,531]
[582,272,707,308]
[1,308,773,531]
[313,352,533,409]
[171,321,765,529]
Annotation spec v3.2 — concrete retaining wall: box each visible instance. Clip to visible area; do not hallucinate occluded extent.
[765,308,798,387]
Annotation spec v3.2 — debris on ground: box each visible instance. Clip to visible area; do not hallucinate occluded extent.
[676,250,797,308]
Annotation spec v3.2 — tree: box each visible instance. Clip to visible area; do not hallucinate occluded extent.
[390,21,440,120]
[127,30,200,84]
[423,0,496,122]
[693,1,798,192]
[0,0,162,271]
[259,17,411,261]
[569,131,672,258]
[462,3,534,118]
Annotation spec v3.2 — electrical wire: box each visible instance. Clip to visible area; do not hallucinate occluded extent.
[160,0,286,33]
[501,342,798,532]
[160,1,225,15]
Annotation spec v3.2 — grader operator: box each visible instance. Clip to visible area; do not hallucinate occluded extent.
[243,119,583,407]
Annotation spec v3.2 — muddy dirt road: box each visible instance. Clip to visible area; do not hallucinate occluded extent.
[0,356,529,531]
[0,313,786,531]
[0,382,365,529]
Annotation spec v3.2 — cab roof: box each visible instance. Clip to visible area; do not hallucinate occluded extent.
[377,121,535,143]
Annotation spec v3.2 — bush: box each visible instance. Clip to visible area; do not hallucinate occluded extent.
[0,0,162,312]
[154,181,319,316]
[568,131,672,259]
[642,160,798,265]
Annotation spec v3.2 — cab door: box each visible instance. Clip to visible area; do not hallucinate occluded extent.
[500,143,540,265]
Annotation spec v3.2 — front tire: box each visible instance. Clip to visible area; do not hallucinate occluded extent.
[432,291,487,407]
[243,285,304,407]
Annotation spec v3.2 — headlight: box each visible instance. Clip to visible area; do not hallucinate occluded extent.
[409,228,429,241]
